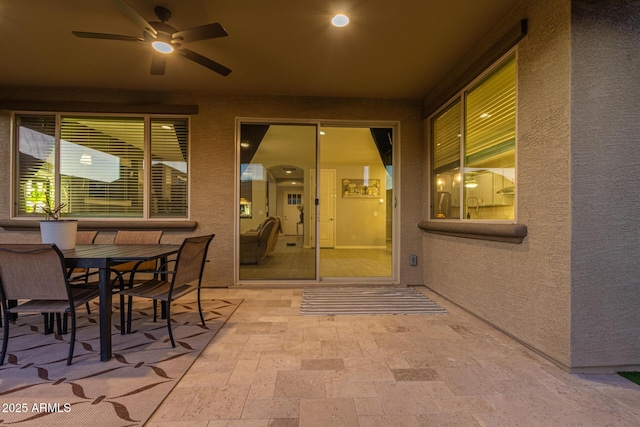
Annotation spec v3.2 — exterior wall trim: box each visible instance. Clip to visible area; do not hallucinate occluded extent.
[418,220,527,243]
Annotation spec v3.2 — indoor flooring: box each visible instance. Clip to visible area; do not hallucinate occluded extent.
[147,287,640,426]
[239,235,393,280]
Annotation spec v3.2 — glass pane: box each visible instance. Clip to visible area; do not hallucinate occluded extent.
[239,123,316,280]
[60,116,144,218]
[320,127,393,278]
[464,54,516,220]
[432,100,461,219]
[15,114,57,217]
[150,118,188,217]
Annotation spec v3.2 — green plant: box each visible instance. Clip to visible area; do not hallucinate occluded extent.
[41,203,66,221]
[619,372,640,386]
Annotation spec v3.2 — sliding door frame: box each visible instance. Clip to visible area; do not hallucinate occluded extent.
[234,117,400,286]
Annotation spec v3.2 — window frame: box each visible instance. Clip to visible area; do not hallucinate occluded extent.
[10,111,191,221]
[429,48,518,223]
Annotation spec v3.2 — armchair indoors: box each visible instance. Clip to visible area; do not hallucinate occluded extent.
[240,216,281,264]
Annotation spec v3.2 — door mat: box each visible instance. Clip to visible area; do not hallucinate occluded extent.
[301,286,448,316]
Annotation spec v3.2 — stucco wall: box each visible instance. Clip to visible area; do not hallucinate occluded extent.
[422,0,574,368]
[0,91,423,287]
[570,0,640,371]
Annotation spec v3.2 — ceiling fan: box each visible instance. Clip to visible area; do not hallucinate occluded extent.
[71,0,231,76]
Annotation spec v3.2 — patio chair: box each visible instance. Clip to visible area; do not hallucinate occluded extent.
[0,244,100,365]
[68,230,99,314]
[111,230,164,331]
[119,234,214,348]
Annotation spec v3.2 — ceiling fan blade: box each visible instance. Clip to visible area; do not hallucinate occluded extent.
[172,23,228,44]
[150,55,167,76]
[72,31,143,42]
[178,48,232,76]
[113,0,157,37]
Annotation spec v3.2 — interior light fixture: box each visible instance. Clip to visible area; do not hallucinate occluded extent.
[240,142,250,148]
[331,14,350,27]
[152,40,174,54]
[79,153,92,166]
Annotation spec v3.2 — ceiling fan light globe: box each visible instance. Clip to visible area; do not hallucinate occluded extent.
[152,41,174,54]
[331,14,350,27]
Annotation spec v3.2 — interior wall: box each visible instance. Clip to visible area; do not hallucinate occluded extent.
[323,163,387,248]
[0,92,423,287]
[422,0,574,368]
[570,0,640,371]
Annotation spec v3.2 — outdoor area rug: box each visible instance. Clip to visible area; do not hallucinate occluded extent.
[301,286,448,316]
[0,292,242,426]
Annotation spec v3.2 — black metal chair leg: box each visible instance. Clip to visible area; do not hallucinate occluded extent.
[166,303,175,348]
[120,294,126,335]
[1,308,9,365]
[67,310,76,366]
[56,313,63,335]
[126,295,133,334]
[198,288,205,326]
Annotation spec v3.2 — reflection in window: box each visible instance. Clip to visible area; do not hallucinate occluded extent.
[14,114,189,219]
[430,51,516,221]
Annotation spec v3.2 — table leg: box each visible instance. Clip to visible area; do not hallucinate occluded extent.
[99,267,112,362]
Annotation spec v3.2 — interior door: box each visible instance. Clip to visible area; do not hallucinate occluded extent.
[319,169,336,248]
[282,192,302,235]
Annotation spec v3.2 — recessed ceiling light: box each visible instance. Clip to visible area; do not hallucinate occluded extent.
[240,142,250,148]
[331,14,350,27]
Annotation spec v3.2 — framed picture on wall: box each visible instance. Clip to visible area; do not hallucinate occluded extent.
[342,179,380,197]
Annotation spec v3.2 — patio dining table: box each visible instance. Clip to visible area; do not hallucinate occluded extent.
[62,244,181,361]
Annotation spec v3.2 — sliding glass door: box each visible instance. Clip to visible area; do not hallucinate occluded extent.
[316,126,393,278]
[237,121,395,283]
[238,123,316,280]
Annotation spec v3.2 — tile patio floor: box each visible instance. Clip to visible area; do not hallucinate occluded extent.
[147,287,640,426]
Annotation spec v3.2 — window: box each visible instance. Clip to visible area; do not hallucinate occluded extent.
[13,113,189,219]
[431,52,516,221]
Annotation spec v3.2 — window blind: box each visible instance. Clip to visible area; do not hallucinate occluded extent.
[15,115,56,216]
[432,100,461,171]
[60,116,144,217]
[465,55,516,164]
[150,118,188,218]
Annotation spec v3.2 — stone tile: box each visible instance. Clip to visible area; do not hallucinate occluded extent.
[144,288,640,427]
[391,368,440,381]
[145,421,209,427]
[241,398,300,419]
[353,397,384,416]
[273,370,327,399]
[345,363,396,383]
[299,398,359,427]
[325,380,378,398]
[301,358,345,370]
[248,383,276,399]
[375,381,454,415]
[268,418,299,427]
[416,413,482,426]
[181,385,250,421]
[207,421,269,427]
[358,415,420,427]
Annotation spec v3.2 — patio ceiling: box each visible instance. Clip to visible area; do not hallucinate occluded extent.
[0,0,519,99]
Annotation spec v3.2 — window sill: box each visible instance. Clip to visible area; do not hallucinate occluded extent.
[418,220,527,244]
[0,220,198,232]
